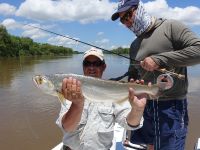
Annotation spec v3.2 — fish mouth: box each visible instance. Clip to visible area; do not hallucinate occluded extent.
[33,75,42,87]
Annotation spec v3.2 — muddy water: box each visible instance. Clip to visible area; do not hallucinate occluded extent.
[0,55,199,150]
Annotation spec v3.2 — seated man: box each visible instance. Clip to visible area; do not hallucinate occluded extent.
[56,48,147,150]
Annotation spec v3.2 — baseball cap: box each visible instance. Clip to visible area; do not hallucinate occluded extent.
[111,0,139,21]
[83,47,104,61]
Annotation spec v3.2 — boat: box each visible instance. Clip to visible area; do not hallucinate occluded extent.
[195,138,200,150]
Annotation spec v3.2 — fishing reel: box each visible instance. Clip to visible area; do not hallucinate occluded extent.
[156,74,174,90]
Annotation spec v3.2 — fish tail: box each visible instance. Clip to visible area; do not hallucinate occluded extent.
[150,86,160,99]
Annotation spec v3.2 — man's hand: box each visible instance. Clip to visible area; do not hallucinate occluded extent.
[126,88,147,127]
[128,88,147,112]
[61,77,84,132]
[62,77,84,105]
[140,57,159,71]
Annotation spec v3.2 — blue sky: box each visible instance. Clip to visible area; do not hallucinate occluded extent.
[1,0,200,52]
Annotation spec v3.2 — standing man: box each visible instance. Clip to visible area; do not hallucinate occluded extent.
[111,0,200,150]
[56,48,147,150]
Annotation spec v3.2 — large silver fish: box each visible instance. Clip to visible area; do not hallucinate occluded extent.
[33,73,161,105]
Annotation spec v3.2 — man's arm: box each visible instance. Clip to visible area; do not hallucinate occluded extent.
[114,80,146,129]
[140,20,200,72]
[126,88,146,126]
[61,77,84,132]
[151,20,200,68]
[61,101,84,132]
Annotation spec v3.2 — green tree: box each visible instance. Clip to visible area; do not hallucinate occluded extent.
[111,47,129,54]
[0,25,12,57]
[0,25,75,57]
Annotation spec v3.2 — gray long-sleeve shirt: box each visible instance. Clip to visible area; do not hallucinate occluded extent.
[129,18,200,100]
[56,100,143,150]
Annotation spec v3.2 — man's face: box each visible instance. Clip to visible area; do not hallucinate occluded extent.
[119,7,137,28]
[83,55,106,78]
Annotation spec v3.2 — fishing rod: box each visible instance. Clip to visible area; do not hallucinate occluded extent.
[24,23,185,80]
[24,24,132,61]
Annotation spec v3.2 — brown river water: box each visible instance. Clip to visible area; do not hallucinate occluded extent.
[0,55,200,150]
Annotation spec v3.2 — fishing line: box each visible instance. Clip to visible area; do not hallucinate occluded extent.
[151,71,159,150]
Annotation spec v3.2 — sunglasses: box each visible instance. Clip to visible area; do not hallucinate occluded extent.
[83,60,104,67]
[120,7,137,24]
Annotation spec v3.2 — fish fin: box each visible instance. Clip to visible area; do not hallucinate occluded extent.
[56,91,66,106]
[116,96,128,105]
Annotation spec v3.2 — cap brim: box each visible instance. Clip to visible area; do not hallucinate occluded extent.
[111,6,132,21]
[111,12,119,21]
[83,54,104,61]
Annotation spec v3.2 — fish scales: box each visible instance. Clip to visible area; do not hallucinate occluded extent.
[33,73,160,104]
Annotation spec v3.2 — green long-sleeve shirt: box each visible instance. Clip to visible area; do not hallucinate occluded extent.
[129,18,200,100]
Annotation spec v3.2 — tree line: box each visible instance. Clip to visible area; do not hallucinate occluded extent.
[0,25,129,57]
[0,25,75,57]
[111,47,129,54]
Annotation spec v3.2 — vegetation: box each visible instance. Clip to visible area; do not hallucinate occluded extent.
[111,47,129,54]
[0,25,129,57]
[0,25,74,57]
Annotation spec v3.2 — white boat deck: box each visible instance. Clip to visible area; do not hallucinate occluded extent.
[52,142,63,150]
[195,138,200,150]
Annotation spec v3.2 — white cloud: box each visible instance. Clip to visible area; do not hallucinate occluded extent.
[16,0,117,24]
[2,0,200,52]
[2,0,200,26]
[96,38,110,44]
[1,19,52,40]
[22,24,50,39]
[121,45,129,48]
[47,35,80,47]
[144,0,200,26]
[1,18,21,30]
[111,45,117,49]
[97,32,104,36]
[0,3,16,16]
[6,0,200,26]
[93,38,113,51]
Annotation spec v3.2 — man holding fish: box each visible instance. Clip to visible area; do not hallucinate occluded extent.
[56,48,148,150]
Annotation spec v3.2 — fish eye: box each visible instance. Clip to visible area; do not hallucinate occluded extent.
[40,76,53,88]
[38,77,43,84]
